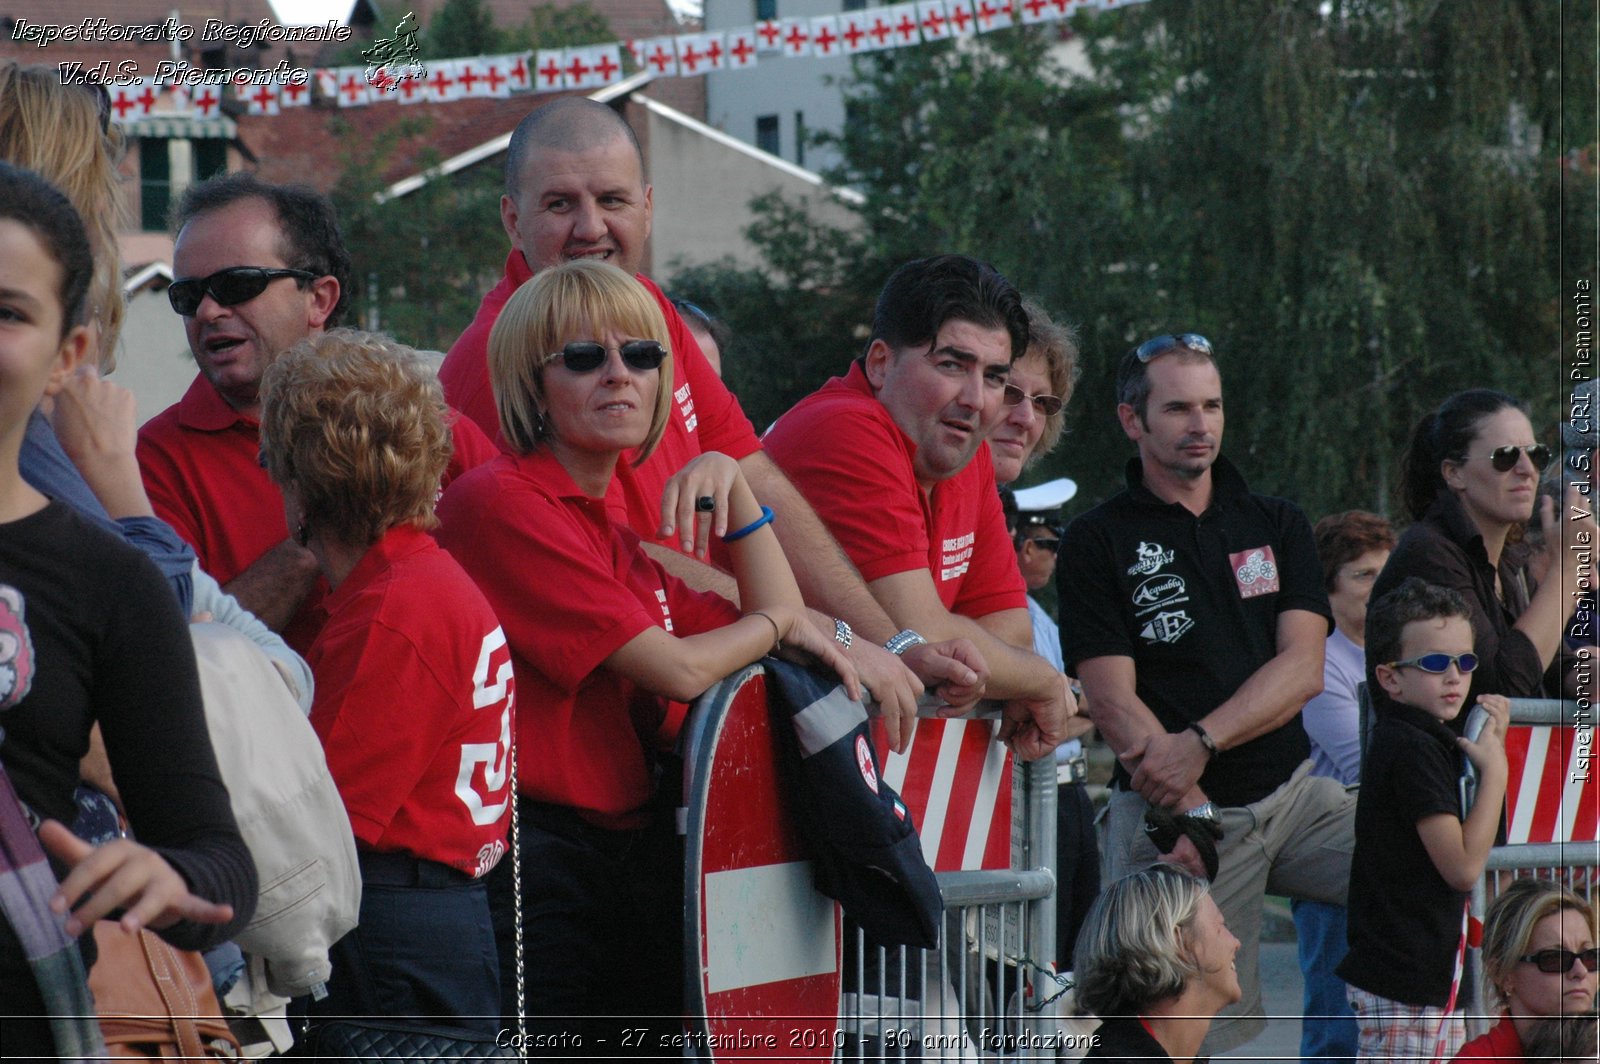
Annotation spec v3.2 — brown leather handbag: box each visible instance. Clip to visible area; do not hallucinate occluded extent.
[88,921,241,1059]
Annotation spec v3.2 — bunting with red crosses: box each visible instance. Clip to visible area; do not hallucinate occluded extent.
[103,0,1148,124]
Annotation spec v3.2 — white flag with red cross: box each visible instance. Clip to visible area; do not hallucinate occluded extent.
[808,16,842,58]
[503,52,533,91]
[916,0,952,39]
[778,17,811,57]
[454,57,494,97]
[187,83,224,118]
[674,34,714,77]
[754,18,784,52]
[888,3,923,45]
[700,32,728,71]
[277,74,312,107]
[865,8,897,48]
[1017,0,1059,24]
[107,79,157,123]
[974,0,1014,31]
[640,37,679,78]
[314,68,339,100]
[839,11,873,53]
[422,60,460,102]
[588,44,625,87]
[242,79,280,115]
[394,70,427,104]
[335,66,372,107]
[479,55,513,97]
[943,0,979,37]
[625,38,645,69]
[725,28,758,69]
[533,50,565,92]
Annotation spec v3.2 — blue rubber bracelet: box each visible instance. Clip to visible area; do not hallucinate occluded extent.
[723,505,775,543]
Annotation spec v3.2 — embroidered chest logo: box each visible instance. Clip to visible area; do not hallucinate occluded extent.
[1126,540,1174,576]
[1230,546,1281,598]
[1140,610,1194,645]
[940,530,975,582]
[655,587,675,632]
[674,382,697,433]
[1132,573,1188,617]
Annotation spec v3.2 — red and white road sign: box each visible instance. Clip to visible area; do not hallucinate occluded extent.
[880,717,1011,871]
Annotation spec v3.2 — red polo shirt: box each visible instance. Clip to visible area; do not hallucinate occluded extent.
[763,361,1026,619]
[137,372,499,652]
[307,524,512,878]
[438,252,761,551]
[434,448,740,830]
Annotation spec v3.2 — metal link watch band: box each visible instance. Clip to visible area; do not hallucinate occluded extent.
[833,618,853,649]
[884,628,928,656]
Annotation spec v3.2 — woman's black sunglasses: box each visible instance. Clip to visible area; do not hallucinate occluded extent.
[1520,946,1599,973]
[546,340,666,374]
[1487,444,1553,473]
[168,267,317,317]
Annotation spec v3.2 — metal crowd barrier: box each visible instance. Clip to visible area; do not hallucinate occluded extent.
[1462,697,1598,1034]
[681,664,1070,1061]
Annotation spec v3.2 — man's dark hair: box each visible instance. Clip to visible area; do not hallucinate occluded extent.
[868,255,1029,361]
[1399,388,1527,521]
[1115,337,1218,423]
[0,161,92,335]
[504,97,642,201]
[1365,577,1472,674]
[173,172,352,327]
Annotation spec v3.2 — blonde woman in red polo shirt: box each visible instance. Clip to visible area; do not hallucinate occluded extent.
[259,330,513,1031]
[435,258,858,1046]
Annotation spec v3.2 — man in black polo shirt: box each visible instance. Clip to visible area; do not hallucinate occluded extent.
[1057,333,1355,1053]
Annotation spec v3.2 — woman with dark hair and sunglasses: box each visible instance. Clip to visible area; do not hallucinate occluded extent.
[1372,389,1596,705]
[1451,879,1597,1061]
[435,258,858,1042]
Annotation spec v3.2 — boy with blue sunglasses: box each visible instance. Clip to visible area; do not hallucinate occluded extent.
[1338,577,1510,1061]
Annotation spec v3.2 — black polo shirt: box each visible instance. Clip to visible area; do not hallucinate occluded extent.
[1058,456,1331,807]
[1337,703,1466,1007]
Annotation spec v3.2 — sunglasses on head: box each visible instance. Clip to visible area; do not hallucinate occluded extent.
[1520,946,1599,974]
[168,267,318,317]
[1486,443,1553,473]
[1135,333,1213,363]
[545,340,666,374]
[1385,652,1480,674]
[1003,383,1064,416]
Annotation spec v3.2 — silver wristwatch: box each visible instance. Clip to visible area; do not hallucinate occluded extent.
[884,629,927,656]
[833,618,853,649]
[1182,801,1220,824]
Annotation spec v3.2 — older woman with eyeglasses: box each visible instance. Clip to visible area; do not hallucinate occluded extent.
[1451,879,1597,1061]
[1372,390,1596,705]
[435,258,857,1043]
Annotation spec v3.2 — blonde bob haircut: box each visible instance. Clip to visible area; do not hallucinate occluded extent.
[259,328,452,546]
[0,62,127,371]
[1021,300,1081,464]
[1480,877,1598,1011]
[1074,864,1210,1016]
[488,258,673,461]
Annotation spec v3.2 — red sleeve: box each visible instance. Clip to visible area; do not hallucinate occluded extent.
[951,455,1028,618]
[767,401,931,582]
[444,408,501,486]
[309,615,460,845]
[135,416,204,558]
[643,276,759,461]
[436,471,661,694]
[440,309,501,439]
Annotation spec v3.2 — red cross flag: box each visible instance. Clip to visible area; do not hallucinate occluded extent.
[641,37,679,77]
[123,78,159,120]
[754,18,783,52]
[975,0,1014,31]
[809,15,842,57]
[675,34,710,76]
[1047,0,1075,17]
[368,65,401,95]
[396,70,426,104]
[839,12,872,53]
[625,38,645,68]
[189,83,224,117]
[423,59,460,102]
[590,44,624,87]
[944,0,979,36]
[243,79,280,116]
[314,68,339,100]
[455,58,490,97]
[779,17,811,57]
[1018,0,1058,24]
[890,4,923,44]
[481,56,512,97]
[336,66,372,107]
[866,9,895,48]
[534,50,565,92]
[505,52,532,91]
[700,32,727,72]
[726,28,758,69]
[917,0,952,39]
[278,75,311,107]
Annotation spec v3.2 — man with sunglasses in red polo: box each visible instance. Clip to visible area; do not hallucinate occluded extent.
[1057,332,1356,1056]
[136,174,496,653]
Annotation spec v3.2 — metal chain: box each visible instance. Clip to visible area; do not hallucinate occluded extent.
[511,736,526,1054]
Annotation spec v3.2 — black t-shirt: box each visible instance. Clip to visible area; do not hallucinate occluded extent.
[1337,703,1467,1006]
[1083,1016,1171,1063]
[0,501,255,1033]
[1058,457,1331,807]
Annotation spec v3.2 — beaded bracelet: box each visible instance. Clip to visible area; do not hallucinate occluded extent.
[723,505,775,543]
